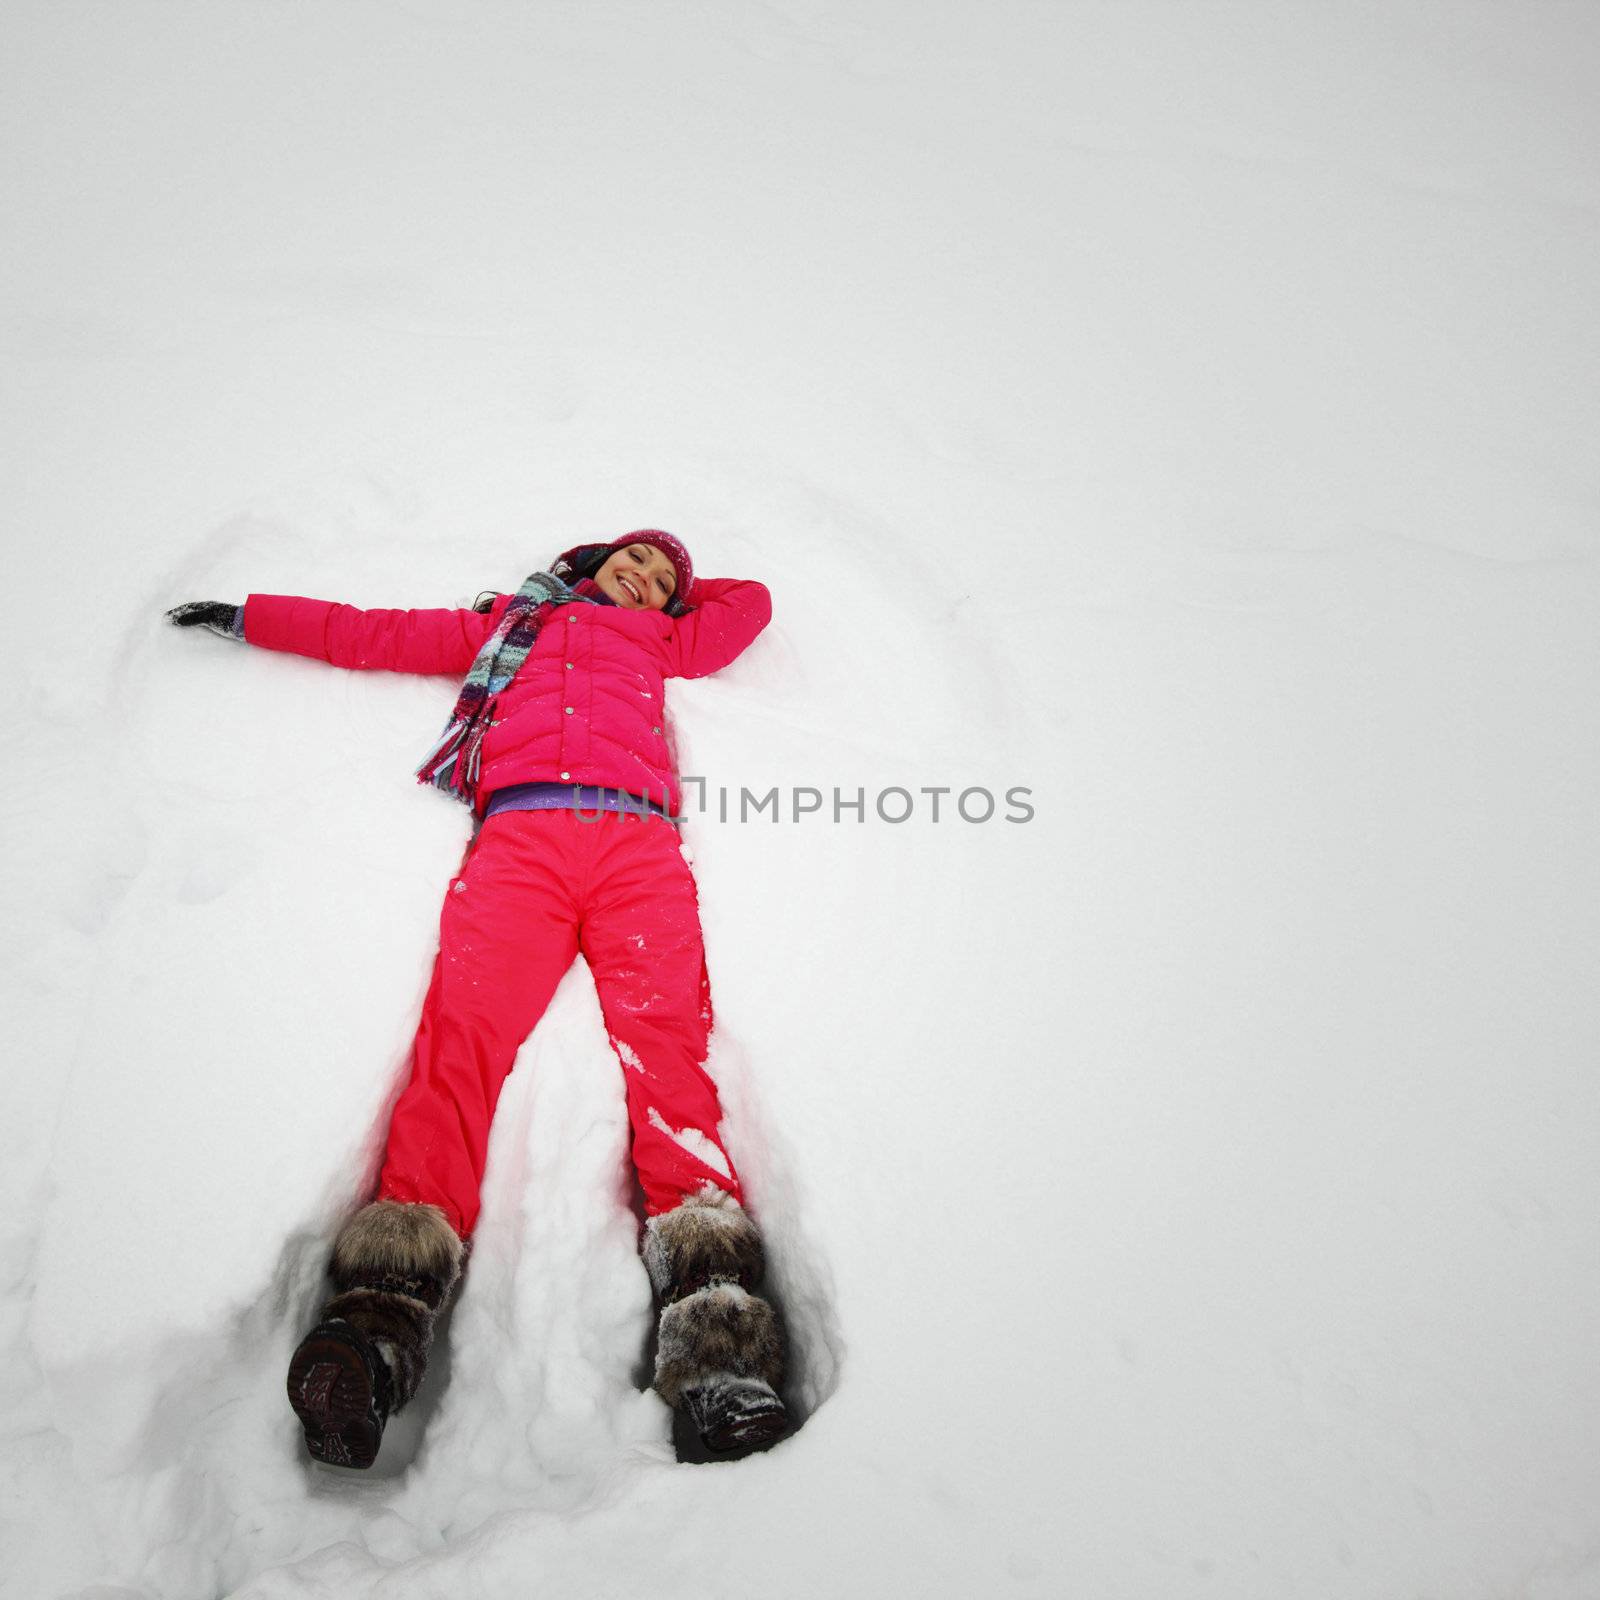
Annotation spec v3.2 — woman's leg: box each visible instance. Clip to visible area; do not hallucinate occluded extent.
[582,816,788,1453]
[579,816,743,1215]
[292,812,583,1467]
[379,811,583,1236]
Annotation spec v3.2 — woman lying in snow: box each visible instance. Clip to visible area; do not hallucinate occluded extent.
[167,531,786,1467]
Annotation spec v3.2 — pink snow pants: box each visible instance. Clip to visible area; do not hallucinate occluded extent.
[377,808,743,1237]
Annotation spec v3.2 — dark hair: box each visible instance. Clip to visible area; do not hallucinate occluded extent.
[551,543,613,584]
[473,545,607,613]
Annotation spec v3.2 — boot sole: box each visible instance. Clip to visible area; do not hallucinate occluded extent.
[684,1378,792,1456]
[287,1328,383,1469]
[704,1402,790,1453]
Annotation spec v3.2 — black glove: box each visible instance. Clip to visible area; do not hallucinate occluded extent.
[166,601,241,640]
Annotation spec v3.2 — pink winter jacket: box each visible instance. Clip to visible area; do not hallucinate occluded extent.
[241,578,772,815]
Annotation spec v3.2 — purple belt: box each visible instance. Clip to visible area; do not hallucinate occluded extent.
[483,782,679,825]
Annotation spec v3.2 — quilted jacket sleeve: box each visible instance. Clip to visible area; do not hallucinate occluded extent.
[660,578,772,680]
[241,593,510,675]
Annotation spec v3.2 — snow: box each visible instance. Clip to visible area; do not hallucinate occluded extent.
[2,1,1597,1596]
[646,1107,734,1180]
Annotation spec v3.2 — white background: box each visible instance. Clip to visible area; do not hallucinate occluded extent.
[2,3,1596,1597]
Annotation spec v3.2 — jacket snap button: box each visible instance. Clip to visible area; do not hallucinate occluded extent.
[560,771,571,780]
[652,726,661,734]
[565,662,574,669]
[564,706,574,715]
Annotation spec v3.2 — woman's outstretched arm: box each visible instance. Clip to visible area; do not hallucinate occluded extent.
[169,593,511,675]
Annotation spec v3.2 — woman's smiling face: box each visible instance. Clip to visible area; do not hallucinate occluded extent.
[595,542,678,610]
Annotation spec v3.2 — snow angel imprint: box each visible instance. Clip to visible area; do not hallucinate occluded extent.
[167,530,788,1467]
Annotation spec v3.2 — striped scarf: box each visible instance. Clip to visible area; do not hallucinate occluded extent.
[415,570,600,806]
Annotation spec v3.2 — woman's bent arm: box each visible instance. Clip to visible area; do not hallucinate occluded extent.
[662,578,772,679]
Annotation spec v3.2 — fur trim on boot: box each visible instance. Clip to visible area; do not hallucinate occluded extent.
[645,1193,790,1455]
[288,1200,465,1469]
[655,1281,784,1407]
[332,1198,465,1289]
[643,1187,765,1304]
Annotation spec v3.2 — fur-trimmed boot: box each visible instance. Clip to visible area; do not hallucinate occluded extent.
[286,1199,464,1469]
[644,1190,790,1455]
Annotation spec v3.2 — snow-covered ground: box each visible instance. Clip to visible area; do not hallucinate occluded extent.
[2,3,1597,1596]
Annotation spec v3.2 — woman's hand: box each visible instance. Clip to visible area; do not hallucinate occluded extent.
[166,601,242,640]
